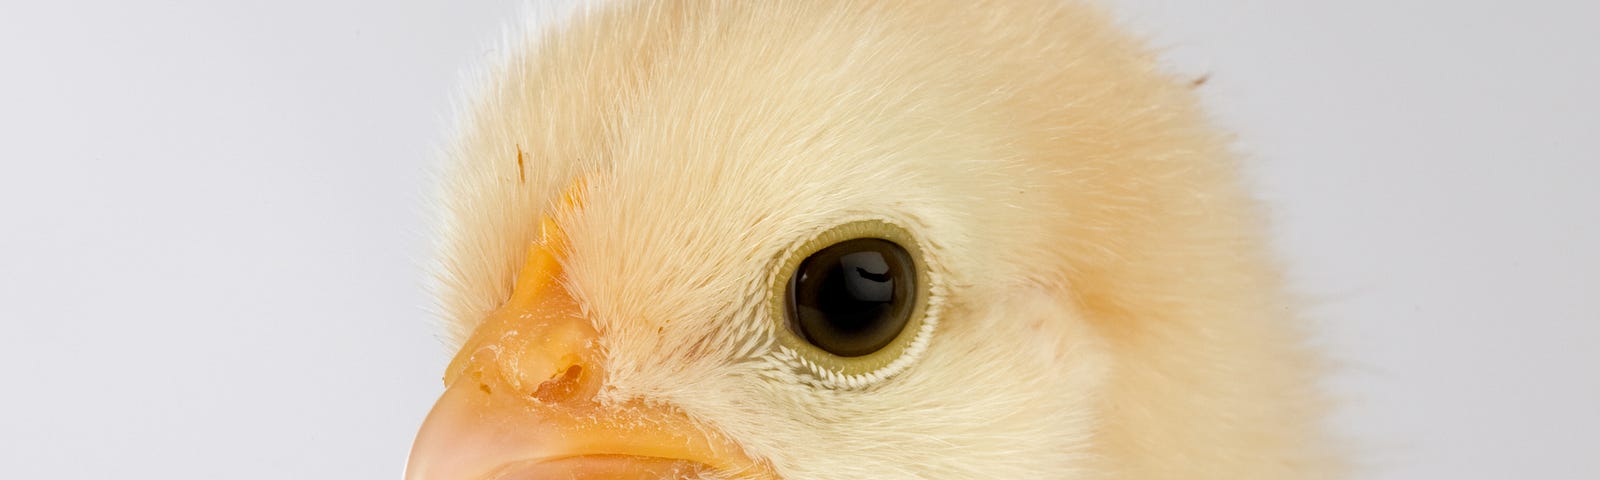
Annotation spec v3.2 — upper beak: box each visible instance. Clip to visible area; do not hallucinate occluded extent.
[404,211,775,479]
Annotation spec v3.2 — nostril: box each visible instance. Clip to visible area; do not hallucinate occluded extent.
[470,370,492,395]
[531,365,584,402]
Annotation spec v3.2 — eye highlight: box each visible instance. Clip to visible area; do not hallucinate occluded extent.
[769,220,932,382]
[786,238,915,357]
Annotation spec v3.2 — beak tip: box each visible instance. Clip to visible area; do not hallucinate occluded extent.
[404,378,773,480]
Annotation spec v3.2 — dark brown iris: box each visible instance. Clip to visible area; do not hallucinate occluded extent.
[785,238,915,357]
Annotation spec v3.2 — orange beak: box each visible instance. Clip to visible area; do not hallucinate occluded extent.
[405,211,775,479]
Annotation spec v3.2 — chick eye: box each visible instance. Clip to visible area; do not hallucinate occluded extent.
[769,220,932,383]
[785,238,915,357]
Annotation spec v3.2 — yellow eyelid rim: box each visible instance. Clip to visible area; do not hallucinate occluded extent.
[767,219,935,386]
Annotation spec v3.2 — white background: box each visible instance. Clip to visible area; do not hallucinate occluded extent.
[1,1,1594,478]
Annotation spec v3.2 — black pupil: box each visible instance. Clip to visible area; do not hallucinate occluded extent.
[786,238,914,357]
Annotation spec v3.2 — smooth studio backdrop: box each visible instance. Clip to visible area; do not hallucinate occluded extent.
[1,1,1595,478]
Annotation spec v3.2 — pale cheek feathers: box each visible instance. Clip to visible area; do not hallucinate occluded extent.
[599,286,1109,480]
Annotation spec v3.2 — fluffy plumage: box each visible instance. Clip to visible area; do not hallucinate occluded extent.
[429,0,1335,478]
